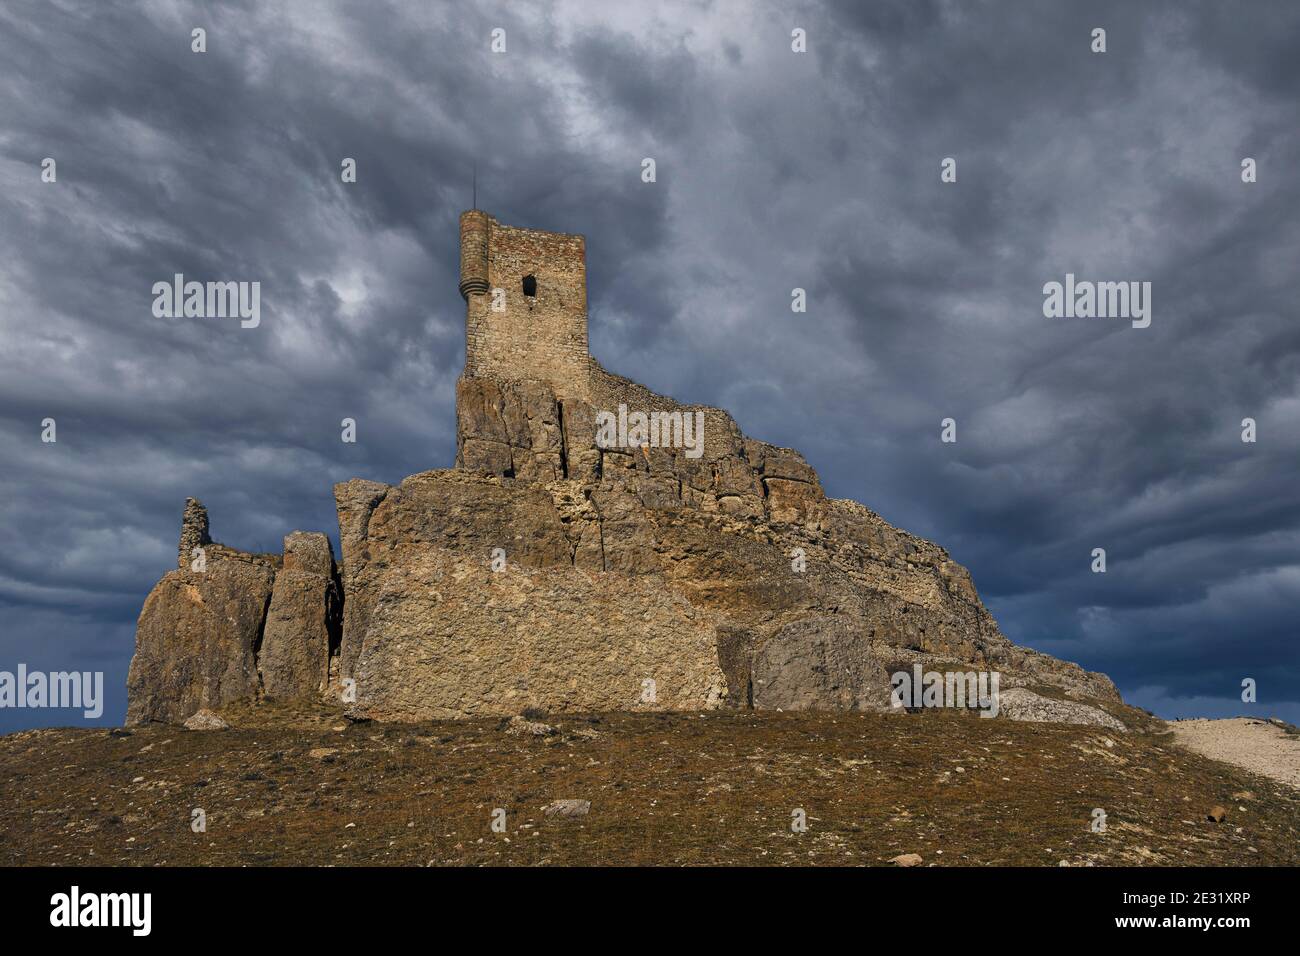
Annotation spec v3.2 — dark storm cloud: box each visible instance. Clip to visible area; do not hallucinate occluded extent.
[0,0,1296,730]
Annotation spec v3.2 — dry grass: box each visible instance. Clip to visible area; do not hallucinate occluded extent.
[1,700,1296,866]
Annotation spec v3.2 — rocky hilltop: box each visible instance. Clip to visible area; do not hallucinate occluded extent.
[126,211,1121,726]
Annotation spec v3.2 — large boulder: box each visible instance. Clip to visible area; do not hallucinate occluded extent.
[748,617,892,711]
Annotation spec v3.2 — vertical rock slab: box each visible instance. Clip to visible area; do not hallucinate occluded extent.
[334,479,389,679]
[259,532,340,699]
[558,397,601,484]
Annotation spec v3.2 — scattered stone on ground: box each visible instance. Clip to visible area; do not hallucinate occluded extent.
[182,709,230,731]
[505,716,556,737]
[996,688,1126,732]
[543,799,591,819]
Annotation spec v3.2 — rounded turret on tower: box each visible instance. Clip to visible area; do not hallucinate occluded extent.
[458,210,490,299]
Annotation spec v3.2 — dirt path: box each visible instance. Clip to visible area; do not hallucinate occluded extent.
[1169,718,1300,790]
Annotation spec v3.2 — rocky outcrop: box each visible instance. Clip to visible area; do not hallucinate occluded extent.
[126,510,277,725]
[310,369,1120,721]
[454,373,824,526]
[333,479,388,679]
[125,501,339,725]
[126,375,1120,726]
[126,373,1122,725]
[455,377,569,482]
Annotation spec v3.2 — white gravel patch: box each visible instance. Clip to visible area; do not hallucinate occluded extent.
[1169,718,1300,790]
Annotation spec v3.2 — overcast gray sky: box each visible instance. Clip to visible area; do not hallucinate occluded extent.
[1,0,1297,731]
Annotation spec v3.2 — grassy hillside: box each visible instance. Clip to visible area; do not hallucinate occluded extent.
[1,701,1296,866]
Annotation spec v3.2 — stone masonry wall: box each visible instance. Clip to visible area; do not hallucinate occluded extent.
[463,213,591,403]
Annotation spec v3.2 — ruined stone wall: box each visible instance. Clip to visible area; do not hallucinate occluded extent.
[588,360,743,465]
[462,213,591,402]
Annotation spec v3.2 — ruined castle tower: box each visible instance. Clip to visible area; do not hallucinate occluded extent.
[177,497,210,570]
[459,210,591,403]
[124,210,1124,727]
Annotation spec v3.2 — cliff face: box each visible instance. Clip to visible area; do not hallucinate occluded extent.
[125,372,1119,725]
[339,374,1117,720]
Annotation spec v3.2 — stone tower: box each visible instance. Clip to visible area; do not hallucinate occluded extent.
[459,210,591,402]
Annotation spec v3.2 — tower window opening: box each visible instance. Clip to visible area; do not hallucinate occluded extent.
[522,274,537,297]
